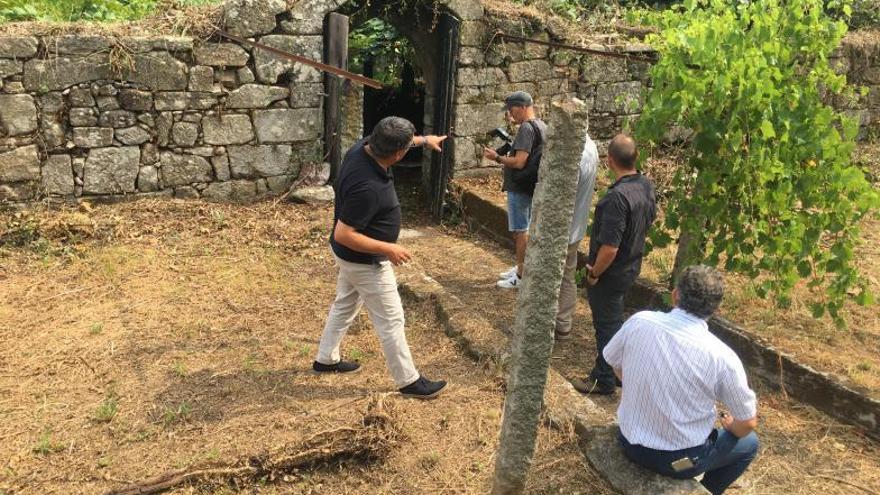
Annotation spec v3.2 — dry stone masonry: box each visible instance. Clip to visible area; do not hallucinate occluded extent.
[0,0,878,202]
[0,0,331,203]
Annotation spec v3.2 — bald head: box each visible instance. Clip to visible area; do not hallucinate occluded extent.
[608,134,638,170]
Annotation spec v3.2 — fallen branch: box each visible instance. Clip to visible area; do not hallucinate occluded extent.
[105,396,397,495]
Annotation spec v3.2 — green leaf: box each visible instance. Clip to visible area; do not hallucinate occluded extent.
[760,120,776,139]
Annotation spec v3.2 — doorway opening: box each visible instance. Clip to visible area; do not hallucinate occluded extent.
[325,1,460,218]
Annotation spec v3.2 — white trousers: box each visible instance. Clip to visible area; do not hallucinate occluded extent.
[315,256,420,388]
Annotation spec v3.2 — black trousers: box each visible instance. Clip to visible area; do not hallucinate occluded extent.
[586,276,632,388]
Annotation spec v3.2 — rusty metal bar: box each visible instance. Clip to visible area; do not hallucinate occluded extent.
[215,29,384,89]
[493,32,657,63]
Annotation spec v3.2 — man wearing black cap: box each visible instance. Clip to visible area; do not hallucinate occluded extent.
[482,91,546,289]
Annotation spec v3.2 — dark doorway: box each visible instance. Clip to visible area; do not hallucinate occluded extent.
[324,2,459,218]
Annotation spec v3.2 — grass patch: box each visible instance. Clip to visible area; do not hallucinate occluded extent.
[94,395,119,423]
[33,429,64,455]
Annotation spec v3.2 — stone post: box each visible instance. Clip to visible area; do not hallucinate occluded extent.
[492,97,589,494]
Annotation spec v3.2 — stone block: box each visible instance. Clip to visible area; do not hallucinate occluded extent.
[160,152,213,186]
[0,94,37,136]
[507,60,553,83]
[290,83,323,108]
[452,136,479,167]
[23,55,112,92]
[96,95,119,111]
[289,184,333,203]
[70,107,99,127]
[202,114,254,145]
[223,0,288,37]
[254,35,323,84]
[454,103,504,137]
[0,59,22,78]
[538,78,569,97]
[237,67,256,84]
[457,67,506,87]
[154,92,190,111]
[446,0,484,20]
[212,152,231,181]
[189,65,214,92]
[41,154,74,195]
[0,182,37,201]
[142,143,158,164]
[93,83,118,96]
[266,174,295,193]
[0,144,40,182]
[119,89,154,111]
[202,179,257,202]
[174,186,200,199]
[594,81,644,113]
[172,121,200,146]
[123,52,188,91]
[99,110,137,128]
[459,47,485,66]
[69,86,95,107]
[228,144,294,177]
[253,108,321,143]
[137,165,160,192]
[115,126,152,145]
[579,57,630,84]
[42,122,66,151]
[118,37,194,53]
[186,146,214,157]
[50,35,110,55]
[0,37,38,58]
[194,43,250,66]
[74,127,114,148]
[279,0,339,34]
[459,21,489,47]
[83,146,140,194]
[187,92,219,110]
[39,91,64,113]
[227,84,290,108]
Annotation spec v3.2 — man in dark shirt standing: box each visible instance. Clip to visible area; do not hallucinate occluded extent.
[573,134,656,396]
[313,116,448,400]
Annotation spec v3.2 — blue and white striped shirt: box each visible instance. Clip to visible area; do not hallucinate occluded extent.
[604,308,758,451]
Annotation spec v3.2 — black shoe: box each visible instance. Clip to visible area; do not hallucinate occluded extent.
[399,375,447,400]
[571,377,615,395]
[615,377,623,388]
[312,360,361,374]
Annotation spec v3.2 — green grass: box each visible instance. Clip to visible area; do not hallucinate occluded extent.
[32,429,64,455]
[94,395,118,422]
[0,0,219,23]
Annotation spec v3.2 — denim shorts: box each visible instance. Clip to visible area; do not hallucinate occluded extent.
[507,191,533,232]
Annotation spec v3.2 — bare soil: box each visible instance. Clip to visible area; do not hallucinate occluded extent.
[0,199,608,495]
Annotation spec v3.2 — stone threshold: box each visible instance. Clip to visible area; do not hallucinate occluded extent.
[456,184,880,441]
[396,266,709,494]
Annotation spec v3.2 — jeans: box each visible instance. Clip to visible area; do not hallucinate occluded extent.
[620,429,760,495]
[506,191,533,232]
[316,256,420,388]
[586,276,630,388]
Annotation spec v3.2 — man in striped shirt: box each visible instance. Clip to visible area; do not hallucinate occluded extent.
[603,266,759,495]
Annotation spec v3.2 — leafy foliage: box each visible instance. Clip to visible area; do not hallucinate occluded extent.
[634,0,880,324]
[0,0,216,23]
[348,18,418,87]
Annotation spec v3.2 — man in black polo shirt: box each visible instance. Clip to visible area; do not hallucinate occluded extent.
[572,134,656,396]
[313,116,448,400]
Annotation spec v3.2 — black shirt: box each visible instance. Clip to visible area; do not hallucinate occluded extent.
[502,119,546,194]
[588,172,657,285]
[330,139,401,264]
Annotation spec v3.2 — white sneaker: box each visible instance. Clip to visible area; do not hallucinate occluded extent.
[498,266,517,279]
[497,274,521,289]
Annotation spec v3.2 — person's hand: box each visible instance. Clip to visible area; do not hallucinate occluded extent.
[720,412,734,431]
[384,244,412,266]
[585,264,599,286]
[483,147,499,161]
[423,135,448,152]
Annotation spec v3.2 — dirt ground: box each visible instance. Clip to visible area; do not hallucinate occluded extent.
[453,144,880,399]
[404,207,880,495]
[0,199,610,495]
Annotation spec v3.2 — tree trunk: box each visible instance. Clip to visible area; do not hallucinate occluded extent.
[671,226,705,284]
[491,98,587,495]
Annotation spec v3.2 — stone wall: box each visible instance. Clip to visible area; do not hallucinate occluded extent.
[0,0,331,203]
[453,16,880,171]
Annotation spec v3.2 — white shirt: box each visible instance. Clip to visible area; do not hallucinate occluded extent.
[604,308,758,451]
[569,132,599,245]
